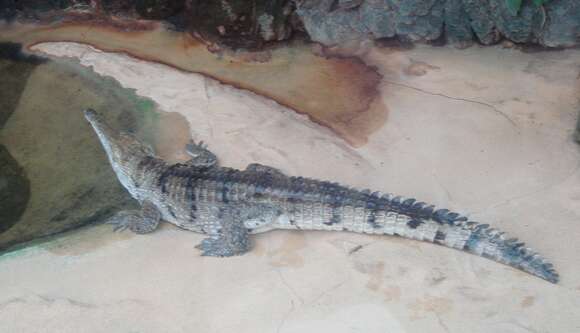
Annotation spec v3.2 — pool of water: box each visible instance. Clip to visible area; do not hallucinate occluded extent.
[0,42,180,251]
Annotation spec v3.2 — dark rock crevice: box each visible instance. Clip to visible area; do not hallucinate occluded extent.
[0,145,30,234]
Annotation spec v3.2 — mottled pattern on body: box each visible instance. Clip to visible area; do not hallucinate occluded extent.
[84,108,559,283]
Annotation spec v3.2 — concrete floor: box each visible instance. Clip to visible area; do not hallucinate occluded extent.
[1,42,579,332]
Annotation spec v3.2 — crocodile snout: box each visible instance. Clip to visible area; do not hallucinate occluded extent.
[83,108,98,120]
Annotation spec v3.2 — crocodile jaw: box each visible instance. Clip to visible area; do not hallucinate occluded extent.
[84,108,150,193]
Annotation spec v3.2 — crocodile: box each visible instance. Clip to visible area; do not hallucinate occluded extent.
[84,108,559,283]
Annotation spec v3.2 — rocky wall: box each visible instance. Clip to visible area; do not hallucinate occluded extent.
[0,1,578,48]
[297,0,580,48]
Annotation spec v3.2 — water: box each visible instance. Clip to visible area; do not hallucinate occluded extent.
[0,42,174,251]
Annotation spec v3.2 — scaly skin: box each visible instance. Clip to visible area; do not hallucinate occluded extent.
[84,108,559,283]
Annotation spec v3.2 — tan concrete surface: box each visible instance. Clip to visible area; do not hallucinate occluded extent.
[1,42,579,333]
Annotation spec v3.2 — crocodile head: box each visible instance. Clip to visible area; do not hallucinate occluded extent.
[84,108,155,191]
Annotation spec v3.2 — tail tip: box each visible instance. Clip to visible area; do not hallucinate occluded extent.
[543,269,560,284]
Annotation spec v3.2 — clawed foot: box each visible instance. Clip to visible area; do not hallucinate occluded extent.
[185,139,208,153]
[105,211,137,232]
[184,139,217,168]
[195,236,250,257]
[104,210,158,234]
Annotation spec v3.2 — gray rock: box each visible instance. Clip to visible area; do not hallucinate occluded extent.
[540,0,580,47]
[489,0,543,44]
[462,0,499,45]
[189,0,295,49]
[297,0,444,45]
[296,0,580,48]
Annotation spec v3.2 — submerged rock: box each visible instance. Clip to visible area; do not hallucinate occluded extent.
[0,43,46,127]
[0,43,40,234]
[0,145,29,234]
[0,54,166,252]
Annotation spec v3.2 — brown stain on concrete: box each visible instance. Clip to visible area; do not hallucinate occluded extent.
[408,296,453,320]
[0,20,386,147]
[382,285,402,302]
[403,60,440,76]
[267,232,306,268]
[364,261,385,292]
[152,111,193,163]
[352,261,387,292]
[456,286,488,302]
[352,259,402,302]
[520,296,536,308]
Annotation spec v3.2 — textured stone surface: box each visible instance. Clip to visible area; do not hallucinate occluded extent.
[135,0,184,19]
[540,0,580,47]
[296,0,580,47]
[296,0,445,44]
[1,0,578,48]
[188,0,295,48]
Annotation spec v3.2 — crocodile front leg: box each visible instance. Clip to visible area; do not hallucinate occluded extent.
[184,140,218,168]
[106,200,161,234]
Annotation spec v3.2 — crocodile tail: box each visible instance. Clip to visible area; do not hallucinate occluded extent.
[373,194,559,283]
[275,185,559,283]
[460,221,559,283]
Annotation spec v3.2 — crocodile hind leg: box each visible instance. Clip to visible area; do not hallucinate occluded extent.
[195,204,281,257]
[105,200,161,234]
[184,140,218,168]
[196,206,251,257]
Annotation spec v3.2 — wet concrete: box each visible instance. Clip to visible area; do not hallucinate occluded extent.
[0,21,385,146]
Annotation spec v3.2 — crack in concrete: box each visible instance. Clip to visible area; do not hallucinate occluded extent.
[384,79,518,129]
[276,300,295,333]
[345,239,381,256]
[309,281,347,304]
[474,160,580,214]
[0,294,146,312]
[348,244,364,255]
[435,312,450,333]
[276,269,305,305]
[432,171,453,202]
